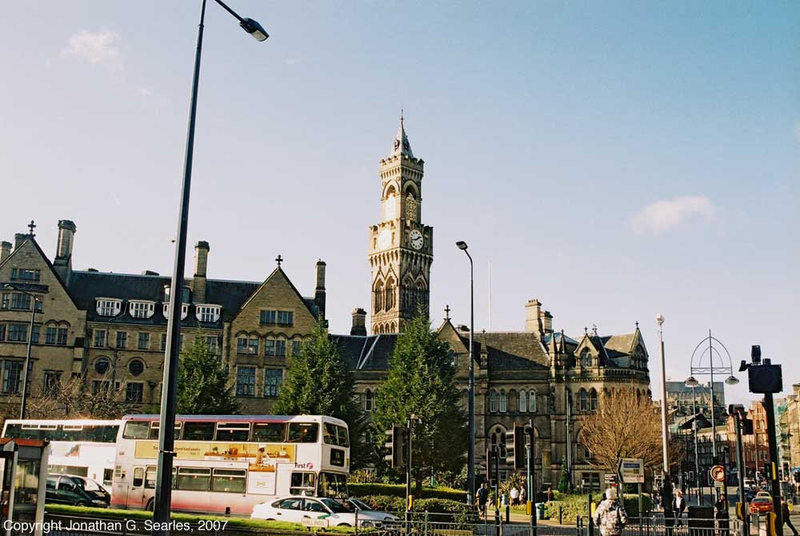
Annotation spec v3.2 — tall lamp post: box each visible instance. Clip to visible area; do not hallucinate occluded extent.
[456,241,475,507]
[656,313,673,518]
[153,0,268,530]
[688,330,738,502]
[3,284,40,420]
[685,376,701,503]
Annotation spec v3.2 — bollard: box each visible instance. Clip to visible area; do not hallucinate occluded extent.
[355,510,359,535]
[495,506,501,536]
[506,504,510,524]
[559,504,563,524]
[588,493,594,536]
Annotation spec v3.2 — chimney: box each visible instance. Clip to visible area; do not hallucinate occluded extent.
[0,242,11,263]
[315,260,326,321]
[351,308,367,336]
[53,220,77,283]
[14,233,27,250]
[192,241,209,303]
[541,310,553,334]
[525,299,543,337]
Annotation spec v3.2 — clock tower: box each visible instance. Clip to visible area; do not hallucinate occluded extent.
[369,115,433,334]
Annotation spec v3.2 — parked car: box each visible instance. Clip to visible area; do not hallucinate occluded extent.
[755,491,772,500]
[337,497,400,522]
[45,474,110,507]
[251,496,388,527]
[749,497,774,514]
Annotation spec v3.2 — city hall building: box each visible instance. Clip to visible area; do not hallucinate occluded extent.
[0,119,651,490]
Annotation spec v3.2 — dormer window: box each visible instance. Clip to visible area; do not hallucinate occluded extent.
[96,298,122,317]
[162,303,189,320]
[195,305,221,323]
[129,300,155,319]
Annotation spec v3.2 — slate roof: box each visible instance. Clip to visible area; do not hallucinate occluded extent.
[331,334,399,371]
[474,332,549,371]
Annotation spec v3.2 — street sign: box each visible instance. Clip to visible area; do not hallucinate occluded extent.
[710,465,725,482]
[619,458,645,484]
[605,474,618,485]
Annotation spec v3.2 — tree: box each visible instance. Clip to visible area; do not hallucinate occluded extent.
[19,375,132,419]
[272,321,367,467]
[371,312,468,493]
[557,461,573,493]
[579,388,683,475]
[177,334,240,414]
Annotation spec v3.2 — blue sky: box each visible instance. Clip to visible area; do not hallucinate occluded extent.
[1,1,797,405]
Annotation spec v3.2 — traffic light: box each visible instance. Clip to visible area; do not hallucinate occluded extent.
[384,425,405,468]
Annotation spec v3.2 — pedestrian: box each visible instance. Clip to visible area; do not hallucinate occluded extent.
[546,487,554,502]
[476,482,489,517]
[782,499,799,536]
[501,490,508,508]
[715,493,729,534]
[593,488,629,536]
[520,486,527,504]
[511,486,520,506]
[673,490,686,527]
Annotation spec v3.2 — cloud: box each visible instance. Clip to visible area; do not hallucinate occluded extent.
[631,195,716,236]
[137,87,153,97]
[63,30,124,74]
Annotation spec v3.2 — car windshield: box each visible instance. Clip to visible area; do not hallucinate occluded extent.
[320,498,348,513]
[350,498,372,511]
[74,478,105,492]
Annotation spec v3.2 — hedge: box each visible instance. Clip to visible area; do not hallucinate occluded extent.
[348,483,467,503]
[540,493,652,522]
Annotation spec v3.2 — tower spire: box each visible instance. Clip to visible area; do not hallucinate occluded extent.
[391,111,414,158]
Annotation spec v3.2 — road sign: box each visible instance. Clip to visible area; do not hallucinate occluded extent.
[619,458,645,484]
[605,474,618,484]
[710,465,725,482]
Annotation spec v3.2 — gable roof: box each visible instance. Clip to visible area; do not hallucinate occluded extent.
[235,266,319,321]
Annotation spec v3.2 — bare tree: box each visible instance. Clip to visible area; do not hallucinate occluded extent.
[20,375,134,419]
[579,388,683,474]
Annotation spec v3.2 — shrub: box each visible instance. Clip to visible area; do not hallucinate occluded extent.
[348,483,467,502]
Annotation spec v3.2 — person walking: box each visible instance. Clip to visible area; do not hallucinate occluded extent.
[782,499,799,536]
[511,486,520,506]
[714,493,729,535]
[476,482,489,517]
[593,488,629,536]
[673,490,686,527]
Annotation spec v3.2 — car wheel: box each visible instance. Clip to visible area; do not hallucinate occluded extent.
[266,518,276,522]
[146,499,155,512]
[76,501,87,507]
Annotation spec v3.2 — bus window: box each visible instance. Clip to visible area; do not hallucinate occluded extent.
[177,467,211,491]
[132,467,144,488]
[149,422,181,440]
[287,423,319,443]
[182,422,215,441]
[123,421,150,439]
[252,423,285,442]
[144,467,157,489]
[2,424,22,437]
[215,422,250,442]
[323,424,350,447]
[319,472,347,498]
[290,472,316,495]
[330,448,345,467]
[211,469,246,493]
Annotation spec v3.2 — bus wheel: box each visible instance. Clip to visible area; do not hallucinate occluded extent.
[146,499,155,512]
[337,524,351,527]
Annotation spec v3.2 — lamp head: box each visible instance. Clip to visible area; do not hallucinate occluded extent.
[725,375,739,386]
[456,241,468,251]
[685,376,699,388]
[240,18,269,41]
[656,313,664,326]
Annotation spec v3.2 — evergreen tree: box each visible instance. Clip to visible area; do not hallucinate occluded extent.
[372,311,467,492]
[272,321,367,467]
[557,461,573,493]
[177,334,240,414]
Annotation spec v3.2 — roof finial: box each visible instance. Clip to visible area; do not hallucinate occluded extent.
[27,220,36,237]
[275,254,283,267]
[635,321,639,329]
[592,324,598,336]
[444,304,450,321]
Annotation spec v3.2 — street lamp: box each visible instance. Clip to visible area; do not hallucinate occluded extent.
[456,240,475,507]
[153,0,268,529]
[3,284,40,420]
[656,314,670,477]
[685,375,701,503]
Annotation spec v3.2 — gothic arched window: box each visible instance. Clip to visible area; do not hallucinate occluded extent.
[581,349,591,368]
[385,279,395,310]
[529,390,537,413]
[589,389,598,411]
[363,389,374,412]
[519,390,527,413]
[499,390,508,413]
[489,390,498,413]
[579,389,589,412]
[374,281,384,312]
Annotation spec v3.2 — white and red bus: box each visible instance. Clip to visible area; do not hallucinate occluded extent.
[111,414,350,515]
[2,419,120,487]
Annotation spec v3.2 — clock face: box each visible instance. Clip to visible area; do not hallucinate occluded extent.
[409,229,424,250]
[377,229,391,250]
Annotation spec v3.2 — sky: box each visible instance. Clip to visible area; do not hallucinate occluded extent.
[1,1,798,406]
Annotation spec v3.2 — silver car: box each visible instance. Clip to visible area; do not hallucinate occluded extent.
[251,496,387,527]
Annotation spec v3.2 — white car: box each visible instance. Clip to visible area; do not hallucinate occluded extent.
[251,496,388,528]
[340,497,400,522]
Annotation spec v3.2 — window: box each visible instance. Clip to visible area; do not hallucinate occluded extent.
[126,383,144,403]
[236,367,256,397]
[288,423,319,443]
[129,301,155,319]
[581,350,591,368]
[211,469,246,493]
[362,390,374,412]
[1,360,23,394]
[11,268,40,281]
[92,380,111,394]
[499,391,508,412]
[291,340,302,356]
[264,339,287,357]
[0,324,4,341]
[96,299,121,317]
[43,371,61,395]
[215,423,250,442]
[94,357,110,375]
[10,293,31,310]
[182,422,215,441]
[138,333,150,350]
[128,359,144,377]
[489,391,498,413]
[590,389,598,411]
[195,305,221,323]
[580,389,588,412]
[30,324,41,344]
[259,310,276,325]
[116,331,127,349]
[519,390,527,413]
[44,327,57,345]
[529,390,537,413]
[161,333,167,351]
[176,467,210,491]
[206,336,218,354]
[93,329,107,348]
[56,327,68,345]
[277,311,293,325]
[252,423,285,442]
[162,303,189,320]
[260,310,293,326]
[264,369,282,398]
[289,472,316,496]
[237,336,258,355]
[8,324,28,342]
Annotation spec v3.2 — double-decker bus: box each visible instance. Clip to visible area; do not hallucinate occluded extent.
[1,419,120,487]
[111,414,350,515]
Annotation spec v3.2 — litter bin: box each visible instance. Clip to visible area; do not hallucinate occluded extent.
[687,506,715,536]
[536,502,545,520]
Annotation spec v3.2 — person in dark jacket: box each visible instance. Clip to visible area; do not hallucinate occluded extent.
[782,499,799,536]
